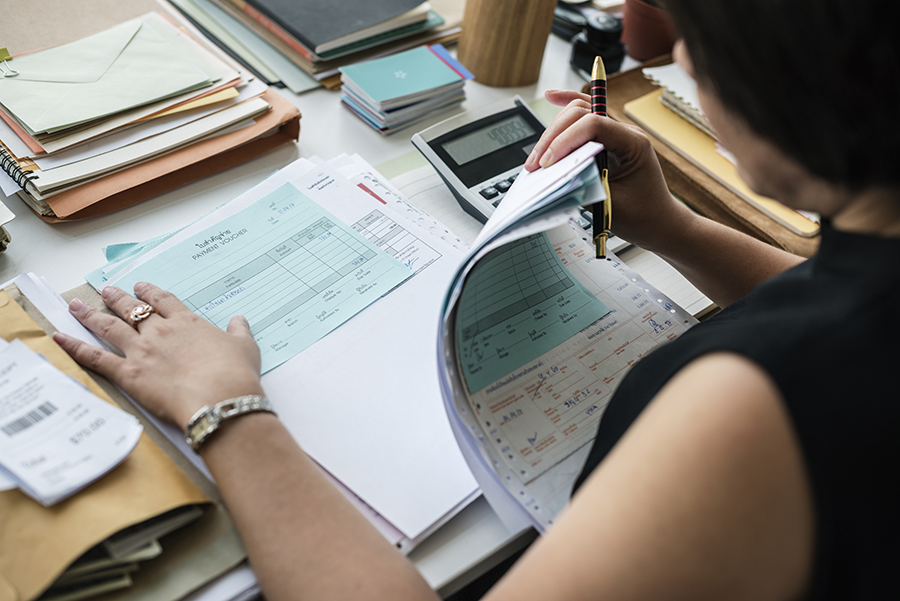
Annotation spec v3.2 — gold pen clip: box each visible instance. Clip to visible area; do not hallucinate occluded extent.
[593,168,612,259]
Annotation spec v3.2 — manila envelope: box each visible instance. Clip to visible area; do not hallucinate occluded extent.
[0,15,212,135]
[0,287,245,601]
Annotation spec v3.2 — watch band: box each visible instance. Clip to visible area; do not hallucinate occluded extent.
[185,395,275,452]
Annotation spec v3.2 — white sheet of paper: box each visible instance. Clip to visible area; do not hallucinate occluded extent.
[0,171,19,198]
[477,142,605,245]
[0,339,142,505]
[331,154,470,253]
[389,164,483,247]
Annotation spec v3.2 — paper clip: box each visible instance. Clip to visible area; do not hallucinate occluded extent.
[0,48,18,78]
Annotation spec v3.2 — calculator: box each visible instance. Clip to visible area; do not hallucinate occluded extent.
[412,95,606,240]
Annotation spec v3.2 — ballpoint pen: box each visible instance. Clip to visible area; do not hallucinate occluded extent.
[591,56,612,259]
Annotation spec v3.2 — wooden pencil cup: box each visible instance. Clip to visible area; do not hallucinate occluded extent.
[457,0,557,87]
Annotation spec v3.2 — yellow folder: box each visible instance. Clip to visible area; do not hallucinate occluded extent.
[0,286,243,601]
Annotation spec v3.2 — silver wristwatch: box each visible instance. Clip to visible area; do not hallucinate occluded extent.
[185,395,275,452]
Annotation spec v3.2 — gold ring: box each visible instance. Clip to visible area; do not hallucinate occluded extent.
[130,303,156,328]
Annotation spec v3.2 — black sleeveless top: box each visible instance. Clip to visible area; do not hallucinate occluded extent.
[574,223,900,598]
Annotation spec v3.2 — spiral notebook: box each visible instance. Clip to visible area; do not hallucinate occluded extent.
[642,63,716,140]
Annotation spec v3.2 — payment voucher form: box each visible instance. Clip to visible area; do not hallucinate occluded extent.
[112,183,413,372]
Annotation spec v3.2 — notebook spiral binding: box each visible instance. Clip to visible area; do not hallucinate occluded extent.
[0,144,37,195]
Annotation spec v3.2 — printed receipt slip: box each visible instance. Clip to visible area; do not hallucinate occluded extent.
[0,339,143,506]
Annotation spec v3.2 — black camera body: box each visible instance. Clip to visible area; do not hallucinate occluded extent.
[569,11,626,78]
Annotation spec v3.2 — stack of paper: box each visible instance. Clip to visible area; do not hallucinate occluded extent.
[339,45,473,135]
[77,153,478,554]
[42,540,165,601]
[38,507,207,601]
[0,5,300,221]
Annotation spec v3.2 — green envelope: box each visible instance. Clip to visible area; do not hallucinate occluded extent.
[0,14,213,135]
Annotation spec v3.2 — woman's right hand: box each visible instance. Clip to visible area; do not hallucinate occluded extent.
[524,89,694,252]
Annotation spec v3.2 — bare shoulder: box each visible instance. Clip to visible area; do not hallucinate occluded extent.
[486,353,814,601]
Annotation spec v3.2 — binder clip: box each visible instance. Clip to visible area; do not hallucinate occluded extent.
[0,48,18,78]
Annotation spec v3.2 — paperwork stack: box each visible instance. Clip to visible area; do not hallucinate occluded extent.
[0,1,300,221]
[339,45,473,134]
[76,153,479,555]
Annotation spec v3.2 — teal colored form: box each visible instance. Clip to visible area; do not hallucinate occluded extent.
[457,233,610,393]
[108,183,412,374]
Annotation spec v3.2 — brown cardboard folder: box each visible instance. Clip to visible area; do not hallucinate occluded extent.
[0,286,245,601]
[603,56,820,258]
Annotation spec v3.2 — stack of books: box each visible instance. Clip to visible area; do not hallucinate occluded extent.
[0,2,300,221]
[166,0,465,89]
[339,45,473,135]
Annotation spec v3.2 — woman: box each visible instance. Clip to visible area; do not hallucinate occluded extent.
[53,0,898,598]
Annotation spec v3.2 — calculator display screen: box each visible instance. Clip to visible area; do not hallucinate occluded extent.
[441,115,536,166]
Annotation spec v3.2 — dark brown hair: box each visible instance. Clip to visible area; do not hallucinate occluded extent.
[664,0,900,191]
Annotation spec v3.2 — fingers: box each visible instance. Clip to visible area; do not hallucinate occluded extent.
[226,315,253,340]
[99,286,156,329]
[525,97,592,172]
[132,282,191,316]
[53,330,125,380]
[538,113,607,169]
[98,282,190,328]
[227,315,262,373]
[524,86,658,177]
[66,297,137,349]
[544,89,589,107]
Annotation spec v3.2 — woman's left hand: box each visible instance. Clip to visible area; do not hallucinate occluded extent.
[53,282,264,430]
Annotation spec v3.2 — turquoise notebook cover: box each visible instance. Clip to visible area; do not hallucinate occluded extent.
[339,45,472,103]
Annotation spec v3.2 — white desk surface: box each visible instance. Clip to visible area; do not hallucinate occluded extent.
[0,34,635,597]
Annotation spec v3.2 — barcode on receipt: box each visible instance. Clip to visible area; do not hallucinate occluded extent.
[1,401,58,436]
